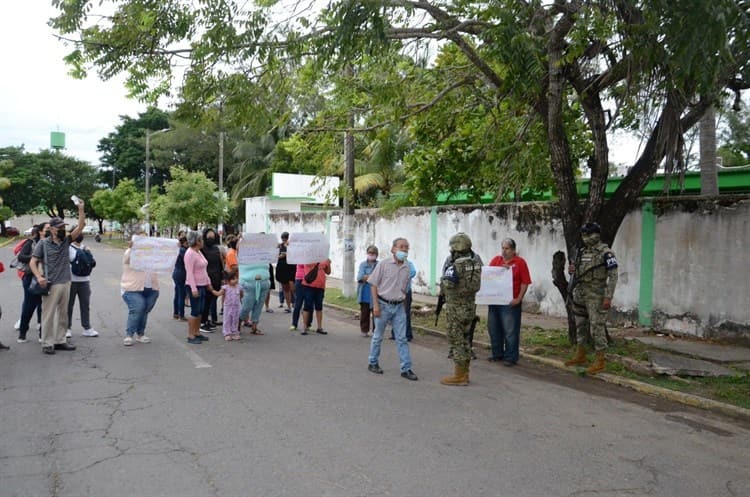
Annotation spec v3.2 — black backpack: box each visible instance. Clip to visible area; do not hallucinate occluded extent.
[71,246,96,277]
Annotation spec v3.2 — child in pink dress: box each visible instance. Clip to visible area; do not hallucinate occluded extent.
[212,272,243,341]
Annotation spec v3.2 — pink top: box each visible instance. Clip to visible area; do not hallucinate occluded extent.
[184,248,210,293]
[295,264,305,280]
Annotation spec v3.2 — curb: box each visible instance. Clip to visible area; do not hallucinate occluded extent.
[325,302,750,423]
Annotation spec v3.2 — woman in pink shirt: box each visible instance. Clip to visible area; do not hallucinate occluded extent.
[184,231,211,344]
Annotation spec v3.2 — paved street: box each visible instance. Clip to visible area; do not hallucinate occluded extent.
[1,242,749,497]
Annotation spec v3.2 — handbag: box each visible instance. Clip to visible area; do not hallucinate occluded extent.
[28,240,50,296]
[304,263,320,284]
[29,276,49,296]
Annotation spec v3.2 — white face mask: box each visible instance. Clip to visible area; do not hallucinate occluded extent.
[367,254,377,262]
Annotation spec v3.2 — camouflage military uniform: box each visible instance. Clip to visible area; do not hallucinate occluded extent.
[572,239,618,351]
[441,235,483,369]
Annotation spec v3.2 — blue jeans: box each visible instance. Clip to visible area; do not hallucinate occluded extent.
[173,278,186,318]
[369,301,412,372]
[19,273,42,337]
[487,304,522,363]
[122,288,159,336]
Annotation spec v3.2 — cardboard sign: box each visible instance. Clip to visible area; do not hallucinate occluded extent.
[286,232,330,264]
[475,266,514,305]
[237,233,280,265]
[129,236,180,272]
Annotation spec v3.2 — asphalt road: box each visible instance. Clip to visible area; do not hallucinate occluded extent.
[1,241,749,497]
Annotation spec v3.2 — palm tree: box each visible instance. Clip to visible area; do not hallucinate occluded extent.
[228,129,284,202]
[354,126,410,206]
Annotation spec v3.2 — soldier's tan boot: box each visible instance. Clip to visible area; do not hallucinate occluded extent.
[564,345,588,366]
[586,351,606,375]
[440,364,470,386]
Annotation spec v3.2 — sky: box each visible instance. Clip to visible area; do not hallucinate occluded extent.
[0,2,145,164]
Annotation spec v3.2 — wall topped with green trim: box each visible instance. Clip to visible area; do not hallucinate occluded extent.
[257,195,750,342]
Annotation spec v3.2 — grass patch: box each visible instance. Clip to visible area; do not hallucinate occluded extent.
[324,288,359,310]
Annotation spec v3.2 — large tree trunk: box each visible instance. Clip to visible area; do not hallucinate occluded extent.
[700,105,719,197]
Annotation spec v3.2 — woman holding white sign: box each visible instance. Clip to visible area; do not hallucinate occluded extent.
[486,238,532,366]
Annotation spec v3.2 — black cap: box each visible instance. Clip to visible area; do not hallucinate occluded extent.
[281,232,289,239]
[580,222,601,234]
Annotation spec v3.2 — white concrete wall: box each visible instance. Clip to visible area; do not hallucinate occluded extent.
[256,196,750,338]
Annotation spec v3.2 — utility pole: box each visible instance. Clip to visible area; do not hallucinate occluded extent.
[342,107,356,298]
[218,130,225,242]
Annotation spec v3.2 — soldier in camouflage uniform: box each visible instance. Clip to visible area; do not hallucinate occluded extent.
[440,233,483,386]
[564,222,618,375]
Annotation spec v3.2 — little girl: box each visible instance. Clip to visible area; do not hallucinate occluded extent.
[212,272,243,341]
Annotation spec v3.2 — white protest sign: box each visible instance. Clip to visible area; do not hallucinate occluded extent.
[286,232,330,264]
[129,236,180,272]
[475,266,514,305]
[237,233,279,265]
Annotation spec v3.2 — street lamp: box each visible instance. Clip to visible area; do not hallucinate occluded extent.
[144,127,171,236]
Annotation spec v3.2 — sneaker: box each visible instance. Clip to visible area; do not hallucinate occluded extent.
[43,346,55,355]
[14,319,20,330]
[186,336,202,344]
[38,337,43,343]
[315,329,328,335]
[135,335,151,344]
[400,369,419,381]
[54,342,77,351]
[200,326,215,333]
[65,329,73,338]
[17,337,28,343]
[368,363,384,374]
[82,329,99,337]
[289,325,297,331]
[265,308,274,313]
[202,322,216,330]
[123,336,134,346]
[284,308,291,313]
[196,334,209,341]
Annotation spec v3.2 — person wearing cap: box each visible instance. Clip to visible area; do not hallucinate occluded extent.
[29,200,87,355]
[564,222,619,375]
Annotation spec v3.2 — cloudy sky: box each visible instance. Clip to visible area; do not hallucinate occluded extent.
[0,1,145,164]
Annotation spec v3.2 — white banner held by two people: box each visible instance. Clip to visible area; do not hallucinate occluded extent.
[286,232,330,264]
[475,266,514,305]
[237,233,280,265]
[129,236,180,272]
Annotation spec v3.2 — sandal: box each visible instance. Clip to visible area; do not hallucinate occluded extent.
[251,329,265,335]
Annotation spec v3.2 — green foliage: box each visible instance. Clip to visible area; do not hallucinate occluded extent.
[153,166,221,228]
[719,105,750,166]
[91,179,144,226]
[1,146,101,218]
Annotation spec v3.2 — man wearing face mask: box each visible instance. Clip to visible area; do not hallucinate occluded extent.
[66,228,99,338]
[367,237,418,381]
[30,200,87,355]
[564,222,619,375]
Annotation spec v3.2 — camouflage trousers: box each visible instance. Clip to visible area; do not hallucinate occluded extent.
[572,286,608,351]
[446,301,475,367]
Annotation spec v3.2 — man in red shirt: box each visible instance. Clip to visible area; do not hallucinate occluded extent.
[487,238,532,366]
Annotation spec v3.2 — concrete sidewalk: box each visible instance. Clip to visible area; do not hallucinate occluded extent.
[327,277,750,421]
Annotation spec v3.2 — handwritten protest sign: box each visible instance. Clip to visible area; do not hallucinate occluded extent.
[286,232,330,264]
[237,233,280,265]
[129,236,180,272]
[475,266,514,305]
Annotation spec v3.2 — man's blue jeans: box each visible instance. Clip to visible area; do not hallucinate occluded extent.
[487,304,522,363]
[122,288,159,336]
[369,301,412,372]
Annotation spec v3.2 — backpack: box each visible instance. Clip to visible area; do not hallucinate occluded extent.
[71,246,96,277]
[10,239,31,279]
